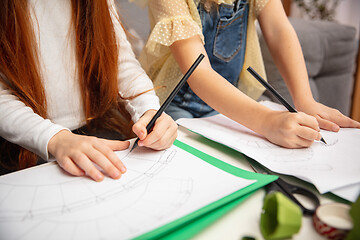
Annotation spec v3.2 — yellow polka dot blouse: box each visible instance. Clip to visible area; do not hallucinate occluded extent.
[131,0,269,104]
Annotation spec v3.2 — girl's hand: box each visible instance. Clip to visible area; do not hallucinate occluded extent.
[132,110,178,150]
[48,130,129,182]
[262,111,322,148]
[295,99,360,132]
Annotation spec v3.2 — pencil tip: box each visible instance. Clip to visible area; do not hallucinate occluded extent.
[129,145,135,152]
[321,137,327,144]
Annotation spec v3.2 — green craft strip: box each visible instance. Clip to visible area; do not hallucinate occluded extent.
[160,192,255,240]
[134,140,277,240]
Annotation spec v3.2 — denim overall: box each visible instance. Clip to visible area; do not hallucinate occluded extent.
[166,0,249,120]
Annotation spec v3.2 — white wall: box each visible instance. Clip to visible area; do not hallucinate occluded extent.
[335,0,360,37]
[115,0,150,56]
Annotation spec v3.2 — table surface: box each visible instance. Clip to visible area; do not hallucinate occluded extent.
[2,126,337,240]
[176,125,332,240]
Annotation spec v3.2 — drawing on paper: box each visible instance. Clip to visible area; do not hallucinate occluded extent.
[0,145,255,240]
[192,118,315,162]
[177,110,360,194]
[0,148,181,221]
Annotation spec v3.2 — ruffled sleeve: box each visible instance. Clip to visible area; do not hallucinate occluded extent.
[254,0,269,16]
[145,0,204,57]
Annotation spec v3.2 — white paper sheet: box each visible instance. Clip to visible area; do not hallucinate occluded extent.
[0,144,255,240]
[331,183,360,202]
[176,101,360,196]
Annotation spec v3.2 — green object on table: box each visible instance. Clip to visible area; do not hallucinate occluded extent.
[346,195,360,240]
[133,140,277,240]
[260,192,302,240]
[242,236,256,240]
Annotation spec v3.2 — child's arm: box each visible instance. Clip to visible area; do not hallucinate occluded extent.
[110,1,178,151]
[169,36,321,148]
[47,109,177,183]
[48,1,178,182]
[0,82,130,182]
[258,0,360,131]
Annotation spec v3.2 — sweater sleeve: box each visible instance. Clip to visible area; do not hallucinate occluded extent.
[145,0,203,57]
[109,0,160,123]
[0,82,69,161]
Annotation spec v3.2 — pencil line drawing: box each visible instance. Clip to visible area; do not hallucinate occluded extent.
[0,148,176,221]
[0,144,255,240]
[177,112,360,194]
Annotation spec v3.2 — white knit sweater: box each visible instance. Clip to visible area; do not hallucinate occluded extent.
[0,0,160,160]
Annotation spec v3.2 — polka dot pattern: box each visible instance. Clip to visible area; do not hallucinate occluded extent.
[147,0,204,50]
[253,0,268,16]
[140,0,269,104]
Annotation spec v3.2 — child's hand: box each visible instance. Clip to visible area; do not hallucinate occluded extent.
[262,111,322,148]
[48,130,129,182]
[132,110,178,150]
[295,100,360,132]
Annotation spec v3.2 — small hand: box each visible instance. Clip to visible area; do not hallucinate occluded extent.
[132,110,178,150]
[262,111,321,148]
[48,130,129,182]
[295,100,360,132]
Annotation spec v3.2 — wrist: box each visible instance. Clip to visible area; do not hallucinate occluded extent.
[286,78,314,109]
[250,106,275,136]
[293,96,316,111]
[48,130,71,156]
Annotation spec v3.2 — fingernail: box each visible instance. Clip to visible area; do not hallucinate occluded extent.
[112,170,121,178]
[96,174,104,182]
[120,166,127,173]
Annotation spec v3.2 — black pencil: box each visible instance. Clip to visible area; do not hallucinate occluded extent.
[129,53,205,152]
[247,66,327,144]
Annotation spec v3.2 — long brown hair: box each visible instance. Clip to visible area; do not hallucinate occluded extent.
[0,0,133,170]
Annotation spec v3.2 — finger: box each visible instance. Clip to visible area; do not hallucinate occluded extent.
[100,139,130,151]
[316,116,340,132]
[95,142,127,174]
[294,141,312,148]
[296,113,320,131]
[139,118,167,147]
[142,123,177,150]
[85,148,122,180]
[72,153,104,182]
[296,125,321,142]
[133,111,156,140]
[330,115,360,128]
[132,122,147,141]
[139,114,177,148]
[296,135,315,148]
[347,118,360,128]
[315,107,360,129]
[57,157,85,176]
